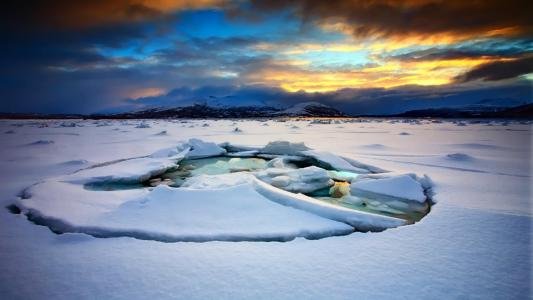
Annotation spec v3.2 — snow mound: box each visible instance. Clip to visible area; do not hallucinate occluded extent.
[135,122,151,128]
[59,122,76,127]
[451,143,503,150]
[28,140,54,145]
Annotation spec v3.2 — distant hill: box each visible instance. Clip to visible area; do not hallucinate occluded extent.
[0,113,85,119]
[1,102,531,119]
[274,102,345,117]
[102,105,281,119]
[0,102,346,119]
[391,103,533,119]
[94,102,346,119]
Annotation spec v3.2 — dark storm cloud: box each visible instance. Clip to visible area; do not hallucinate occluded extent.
[0,57,244,114]
[243,0,533,38]
[0,0,216,31]
[315,82,532,114]
[0,20,155,74]
[154,36,262,63]
[0,29,273,114]
[125,85,286,108]
[0,20,156,114]
[0,0,209,71]
[454,55,533,82]
[0,2,202,114]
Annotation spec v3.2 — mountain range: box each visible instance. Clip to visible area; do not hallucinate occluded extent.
[0,101,531,119]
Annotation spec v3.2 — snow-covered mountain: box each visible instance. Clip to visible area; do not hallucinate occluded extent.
[163,95,274,108]
[103,102,346,119]
[275,102,345,117]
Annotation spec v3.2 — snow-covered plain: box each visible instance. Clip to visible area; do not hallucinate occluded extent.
[0,118,531,299]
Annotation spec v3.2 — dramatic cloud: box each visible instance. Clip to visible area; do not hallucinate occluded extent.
[0,0,530,114]
[244,0,533,39]
[455,55,533,82]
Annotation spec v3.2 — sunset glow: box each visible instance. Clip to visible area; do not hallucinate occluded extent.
[1,0,531,113]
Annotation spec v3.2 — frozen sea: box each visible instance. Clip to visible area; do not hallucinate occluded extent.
[0,118,531,299]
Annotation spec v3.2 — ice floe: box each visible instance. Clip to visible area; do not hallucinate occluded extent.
[260,141,311,155]
[350,174,426,203]
[185,138,226,159]
[303,150,370,173]
[15,139,433,242]
[255,166,333,193]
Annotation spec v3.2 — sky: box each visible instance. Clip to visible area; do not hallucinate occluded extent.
[0,0,532,115]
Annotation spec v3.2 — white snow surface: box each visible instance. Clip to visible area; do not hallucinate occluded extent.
[0,118,531,299]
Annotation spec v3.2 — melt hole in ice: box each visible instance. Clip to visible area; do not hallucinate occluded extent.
[85,155,431,224]
[15,140,434,242]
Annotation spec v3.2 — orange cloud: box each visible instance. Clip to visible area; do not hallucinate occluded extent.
[321,22,524,53]
[245,57,510,92]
